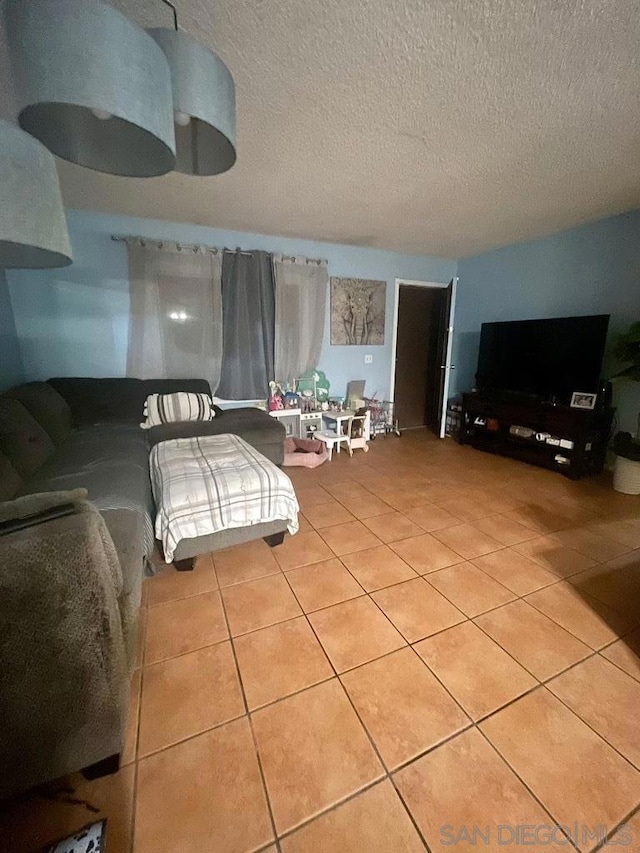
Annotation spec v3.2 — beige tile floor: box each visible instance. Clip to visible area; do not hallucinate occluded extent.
[2,431,640,853]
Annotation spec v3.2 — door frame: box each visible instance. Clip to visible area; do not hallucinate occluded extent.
[389,278,451,406]
[437,277,458,438]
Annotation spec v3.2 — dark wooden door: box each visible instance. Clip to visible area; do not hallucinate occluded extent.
[394,286,445,430]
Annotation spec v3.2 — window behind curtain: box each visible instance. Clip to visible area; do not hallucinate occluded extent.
[273,254,328,385]
[126,241,223,390]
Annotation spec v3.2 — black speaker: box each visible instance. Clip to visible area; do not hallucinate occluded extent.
[598,381,612,410]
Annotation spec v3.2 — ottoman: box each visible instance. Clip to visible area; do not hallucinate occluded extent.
[150,433,299,569]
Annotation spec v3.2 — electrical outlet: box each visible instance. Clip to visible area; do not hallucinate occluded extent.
[364,353,373,364]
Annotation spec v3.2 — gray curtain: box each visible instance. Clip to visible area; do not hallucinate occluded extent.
[216,250,275,399]
[126,241,223,390]
[273,254,328,385]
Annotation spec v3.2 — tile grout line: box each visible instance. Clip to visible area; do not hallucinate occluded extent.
[522,593,635,650]
[391,530,640,658]
[541,681,640,778]
[271,559,387,841]
[416,572,640,732]
[218,578,283,853]
[273,545,619,849]
[276,500,640,820]
[572,585,640,627]
[127,596,149,853]
[404,636,550,734]
[131,463,639,849]
[141,516,634,666]
[476,676,640,838]
[456,600,619,700]
[419,568,521,616]
[142,634,230,667]
[129,755,139,853]
[136,710,248,762]
[591,800,640,853]
[271,565,437,849]
[206,546,634,656]
[386,774,436,853]
[272,777,395,848]
[245,715,284,853]
[473,725,581,852]
[137,549,638,757]
[596,649,640,685]
[130,614,637,773]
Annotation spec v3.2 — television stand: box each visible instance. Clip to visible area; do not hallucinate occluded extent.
[460,392,614,479]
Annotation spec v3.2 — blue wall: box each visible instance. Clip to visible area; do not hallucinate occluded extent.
[7,210,455,401]
[6,207,640,429]
[0,271,24,391]
[455,211,640,432]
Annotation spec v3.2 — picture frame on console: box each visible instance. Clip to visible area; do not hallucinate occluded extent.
[570,391,597,410]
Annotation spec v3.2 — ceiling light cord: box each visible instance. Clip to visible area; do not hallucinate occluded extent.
[159,0,179,31]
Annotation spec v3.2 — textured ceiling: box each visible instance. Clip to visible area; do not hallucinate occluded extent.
[1,0,639,257]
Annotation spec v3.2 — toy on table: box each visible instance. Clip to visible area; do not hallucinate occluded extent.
[268,381,285,411]
[284,390,300,409]
[296,369,330,406]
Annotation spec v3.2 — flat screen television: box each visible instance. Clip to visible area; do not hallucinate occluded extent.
[476,314,610,404]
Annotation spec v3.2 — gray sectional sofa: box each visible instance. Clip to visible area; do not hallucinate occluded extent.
[0,377,285,797]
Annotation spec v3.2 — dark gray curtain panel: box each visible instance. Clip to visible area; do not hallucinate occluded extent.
[217,250,275,399]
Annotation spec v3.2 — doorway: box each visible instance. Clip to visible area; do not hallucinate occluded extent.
[390,279,457,436]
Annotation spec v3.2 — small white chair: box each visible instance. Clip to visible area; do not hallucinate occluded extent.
[315,430,351,460]
[348,411,370,454]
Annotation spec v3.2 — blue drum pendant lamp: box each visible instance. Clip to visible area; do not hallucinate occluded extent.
[149,26,236,176]
[5,0,176,177]
[0,120,72,269]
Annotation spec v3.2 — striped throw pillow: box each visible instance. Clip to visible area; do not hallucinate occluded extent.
[141,392,215,429]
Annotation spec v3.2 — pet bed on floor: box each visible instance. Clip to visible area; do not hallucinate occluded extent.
[283,436,330,468]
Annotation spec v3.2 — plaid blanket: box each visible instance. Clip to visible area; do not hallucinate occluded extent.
[150,434,299,562]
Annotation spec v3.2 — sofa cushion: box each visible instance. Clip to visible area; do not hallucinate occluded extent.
[140,378,212,399]
[141,392,215,429]
[49,377,212,427]
[48,378,145,427]
[0,399,55,477]
[0,451,23,501]
[100,507,146,602]
[22,424,155,565]
[6,382,72,447]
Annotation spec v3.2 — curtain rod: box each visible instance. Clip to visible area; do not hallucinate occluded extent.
[276,253,327,266]
[111,235,327,264]
[111,235,251,256]
[159,0,179,31]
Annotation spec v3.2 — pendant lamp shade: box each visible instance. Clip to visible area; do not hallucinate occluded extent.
[149,28,236,176]
[5,0,176,177]
[0,120,72,269]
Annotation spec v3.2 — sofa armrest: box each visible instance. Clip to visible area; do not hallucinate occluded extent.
[0,498,128,797]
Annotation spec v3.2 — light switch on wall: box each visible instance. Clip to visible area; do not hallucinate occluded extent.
[364,353,373,364]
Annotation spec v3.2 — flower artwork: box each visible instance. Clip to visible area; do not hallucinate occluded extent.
[330,277,386,345]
